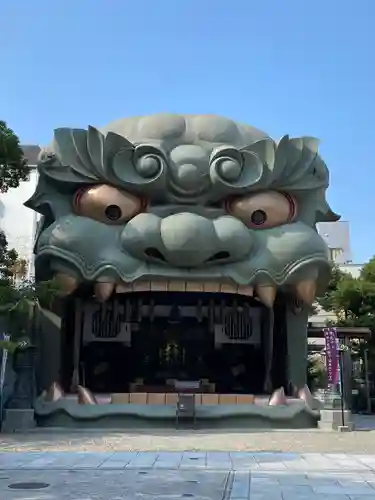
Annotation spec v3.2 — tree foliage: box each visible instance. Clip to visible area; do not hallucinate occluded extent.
[361,256,375,283]
[0,120,29,193]
[316,260,375,331]
[0,231,19,303]
[0,231,61,351]
[316,265,351,314]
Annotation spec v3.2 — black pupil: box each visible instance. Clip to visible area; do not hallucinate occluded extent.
[251,209,267,225]
[105,204,122,221]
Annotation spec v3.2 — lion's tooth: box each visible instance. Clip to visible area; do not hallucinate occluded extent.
[116,282,132,294]
[168,280,186,291]
[256,285,276,308]
[150,280,168,291]
[203,282,220,293]
[77,385,97,405]
[268,387,288,406]
[220,284,237,293]
[44,382,64,403]
[94,282,114,302]
[295,279,316,305]
[237,285,253,296]
[55,273,78,296]
[133,280,151,292]
[186,282,204,292]
[298,384,314,408]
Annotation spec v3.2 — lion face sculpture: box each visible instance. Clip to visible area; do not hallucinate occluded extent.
[26,114,337,306]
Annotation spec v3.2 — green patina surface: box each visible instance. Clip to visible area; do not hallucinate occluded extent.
[34,399,320,429]
[26,114,336,286]
[25,114,337,428]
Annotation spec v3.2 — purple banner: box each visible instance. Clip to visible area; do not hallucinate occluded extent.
[323,327,339,386]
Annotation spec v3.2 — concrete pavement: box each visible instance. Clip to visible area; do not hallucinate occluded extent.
[2,423,375,453]
[1,451,375,498]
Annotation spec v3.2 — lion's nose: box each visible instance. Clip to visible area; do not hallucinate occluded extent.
[121,212,253,268]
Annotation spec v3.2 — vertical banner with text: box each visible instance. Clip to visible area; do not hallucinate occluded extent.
[0,333,11,421]
[0,333,11,396]
[323,327,339,386]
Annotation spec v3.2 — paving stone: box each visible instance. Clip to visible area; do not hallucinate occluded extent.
[314,483,375,495]
[286,496,350,500]
[2,451,375,498]
[2,468,231,499]
[98,451,133,468]
[250,494,283,500]
[257,461,287,470]
[230,471,250,498]
[349,496,375,500]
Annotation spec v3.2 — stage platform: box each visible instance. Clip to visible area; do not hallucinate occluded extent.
[34,393,321,430]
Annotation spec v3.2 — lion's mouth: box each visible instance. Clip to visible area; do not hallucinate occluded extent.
[54,274,316,308]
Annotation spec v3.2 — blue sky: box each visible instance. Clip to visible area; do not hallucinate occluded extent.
[1,0,374,263]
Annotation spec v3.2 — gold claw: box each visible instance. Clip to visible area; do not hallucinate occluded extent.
[94,282,114,302]
[295,279,316,306]
[298,384,314,408]
[256,285,276,308]
[55,273,78,296]
[44,381,65,403]
[268,387,288,406]
[237,285,253,296]
[77,385,98,405]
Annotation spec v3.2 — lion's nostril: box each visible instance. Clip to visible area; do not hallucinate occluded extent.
[144,247,167,262]
[206,251,231,262]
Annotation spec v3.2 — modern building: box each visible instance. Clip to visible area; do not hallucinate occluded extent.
[317,221,352,264]
[310,221,361,327]
[0,145,40,279]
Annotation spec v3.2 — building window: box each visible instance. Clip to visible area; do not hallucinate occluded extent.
[329,247,343,261]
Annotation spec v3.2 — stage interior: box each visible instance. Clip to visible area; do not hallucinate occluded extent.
[33,289,322,429]
[59,290,288,399]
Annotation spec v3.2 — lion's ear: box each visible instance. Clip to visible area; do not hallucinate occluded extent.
[316,208,341,223]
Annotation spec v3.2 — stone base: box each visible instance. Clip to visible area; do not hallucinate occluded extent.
[337,425,353,432]
[34,400,320,429]
[318,409,354,431]
[2,409,36,432]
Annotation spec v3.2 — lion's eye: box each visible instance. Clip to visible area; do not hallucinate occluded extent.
[73,184,145,224]
[227,191,297,229]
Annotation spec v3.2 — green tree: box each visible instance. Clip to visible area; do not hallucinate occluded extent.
[361,256,375,283]
[316,264,352,315]
[0,232,25,351]
[0,231,19,305]
[315,259,375,402]
[357,259,375,330]
[0,120,29,193]
[316,260,375,330]
[0,231,61,352]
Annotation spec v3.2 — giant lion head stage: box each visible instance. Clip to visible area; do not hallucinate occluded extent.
[26,114,337,428]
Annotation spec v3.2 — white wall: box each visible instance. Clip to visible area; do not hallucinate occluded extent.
[0,167,39,279]
[339,263,362,278]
